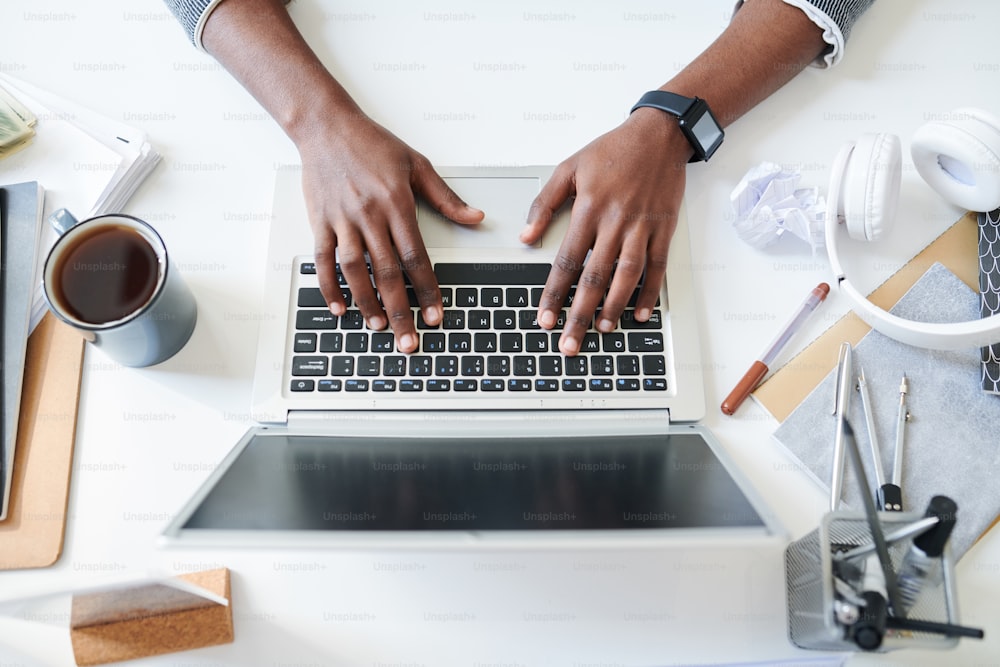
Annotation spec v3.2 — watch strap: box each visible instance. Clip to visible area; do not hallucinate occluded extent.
[630,90,697,118]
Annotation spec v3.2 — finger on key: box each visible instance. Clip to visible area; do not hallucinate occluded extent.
[537,201,595,331]
[338,230,384,331]
[313,228,345,316]
[633,242,669,322]
[383,217,433,354]
[560,245,617,355]
[596,239,646,333]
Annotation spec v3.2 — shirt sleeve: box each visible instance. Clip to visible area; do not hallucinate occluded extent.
[733,0,876,68]
[162,0,226,50]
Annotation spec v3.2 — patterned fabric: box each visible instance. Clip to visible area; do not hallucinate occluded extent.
[978,209,1000,393]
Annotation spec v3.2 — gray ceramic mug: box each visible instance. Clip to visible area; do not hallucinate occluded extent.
[41,209,197,367]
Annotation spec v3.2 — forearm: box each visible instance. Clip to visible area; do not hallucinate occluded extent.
[661,0,829,127]
[200,0,361,146]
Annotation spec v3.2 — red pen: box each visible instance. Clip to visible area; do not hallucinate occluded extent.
[721,282,830,415]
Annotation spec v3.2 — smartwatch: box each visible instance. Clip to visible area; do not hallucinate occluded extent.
[630,91,724,162]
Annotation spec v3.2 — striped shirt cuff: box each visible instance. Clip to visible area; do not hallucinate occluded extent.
[779,0,875,68]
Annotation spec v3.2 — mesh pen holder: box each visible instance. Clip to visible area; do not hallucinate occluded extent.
[785,510,960,652]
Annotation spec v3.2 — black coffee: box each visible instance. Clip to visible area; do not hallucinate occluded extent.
[53,224,160,324]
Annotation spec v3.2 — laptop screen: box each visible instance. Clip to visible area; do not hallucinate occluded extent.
[179,431,765,532]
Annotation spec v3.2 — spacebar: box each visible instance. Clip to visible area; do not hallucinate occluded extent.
[434,263,552,285]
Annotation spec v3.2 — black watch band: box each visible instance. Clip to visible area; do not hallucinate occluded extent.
[630,90,724,163]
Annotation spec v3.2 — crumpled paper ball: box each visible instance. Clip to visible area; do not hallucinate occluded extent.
[730,161,826,253]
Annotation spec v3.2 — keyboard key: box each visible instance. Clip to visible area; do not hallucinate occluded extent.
[530,287,544,307]
[417,310,440,330]
[319,332,343,353]
[331,357,354,376]
[357,356,381,376]
[616,378,641,391]
[617,355,640,375]
[474,332,498,353]
[482,288,503,307]
[456,288,478,307]
[643,378,668,391]
[468,310,491,329]
[562,379,587,391]
[500,333,523,352]
[481,379,505,391]
[592,355,614,375]
[427,379,451,391]
[372,333,395,352]
[642,355,667,375]
[525,332,548,352]
[580,333,600,353]
[345,332,369,353]
[506,288,529,307]
[508,379,532,391]
[434,356,458,376]
[296,310,337,329]
[294,333,317,353]
[602,333,625,353]
[454,379,478,391]
[400,379,424,392]
[383,356,407,376]
[340,311,365,329]
[539,355,562,376]
[436,263,551,285]
[449,332,472,352]
[423,332,446,352]
[373,379,396,392]
[461,356,484,376]
[628,332,664,352]
[346,379,370,391]
[297,287,326,307]
[494,310,517,329]
[443,310,466,329]
[291,379,315,392]
[300,262,316,274]
[620,309,663,329]
[590,378,613,391]
[513,356,536,376]
[566,357,588,376]
[440,288,453,308]
[518,310,540,330]
[318,379,342,392]
[409,356,432,376]
[535,379,559,391]
[486,356,510,376]
[292,356,328,376]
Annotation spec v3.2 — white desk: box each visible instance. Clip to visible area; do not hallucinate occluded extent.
[2,1,999,664]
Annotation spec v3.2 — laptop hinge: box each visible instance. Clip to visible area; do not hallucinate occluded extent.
[285,409,672,437]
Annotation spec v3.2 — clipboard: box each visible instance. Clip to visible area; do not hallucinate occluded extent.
[0,312,85,569]
[754,211,980,421]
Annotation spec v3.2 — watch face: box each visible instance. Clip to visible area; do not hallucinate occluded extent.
[689,111,723,159]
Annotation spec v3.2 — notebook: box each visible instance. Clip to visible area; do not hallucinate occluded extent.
[162,166,780,547]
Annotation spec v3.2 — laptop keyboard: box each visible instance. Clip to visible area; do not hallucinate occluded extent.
[288,260,670,397]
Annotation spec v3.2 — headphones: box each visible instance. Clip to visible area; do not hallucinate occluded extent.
[825,107,1000,350]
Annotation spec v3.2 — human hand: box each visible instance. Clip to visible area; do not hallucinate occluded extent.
[520,109,692,356]
[298,116,483,354]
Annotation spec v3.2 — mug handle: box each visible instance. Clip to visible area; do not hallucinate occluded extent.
[49,208,80,236]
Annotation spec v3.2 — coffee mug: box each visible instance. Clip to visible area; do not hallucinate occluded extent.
[41,209,197,367]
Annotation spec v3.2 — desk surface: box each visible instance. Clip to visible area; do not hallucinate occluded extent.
[3,1,1000,665]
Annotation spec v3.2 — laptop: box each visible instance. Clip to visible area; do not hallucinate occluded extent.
[162,166,781,547]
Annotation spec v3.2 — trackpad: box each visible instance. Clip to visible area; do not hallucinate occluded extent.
[417,176,541,249]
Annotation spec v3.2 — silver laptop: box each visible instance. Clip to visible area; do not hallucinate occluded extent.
[162,166,780,547]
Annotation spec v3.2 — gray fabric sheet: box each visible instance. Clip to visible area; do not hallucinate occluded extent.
[773,262,1000,558]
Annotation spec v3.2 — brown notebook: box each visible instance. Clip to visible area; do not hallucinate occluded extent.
[0,312,85,569]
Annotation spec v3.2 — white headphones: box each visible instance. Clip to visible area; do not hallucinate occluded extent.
[825,107,1000,350]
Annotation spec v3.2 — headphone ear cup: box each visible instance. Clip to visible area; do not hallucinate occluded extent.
[911,107,1000,212]
[841,133,901,242]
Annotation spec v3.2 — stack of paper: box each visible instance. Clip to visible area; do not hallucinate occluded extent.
[0,74,161,334]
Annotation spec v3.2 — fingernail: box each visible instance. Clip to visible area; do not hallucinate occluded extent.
[423,305,441,325]
[597,318,615,333]
[368,315,386,330]
[328,302,345,316]
[400,333,418,352]
[539,310,555,328]
[560,335,579,355]
[636,308,651,321]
